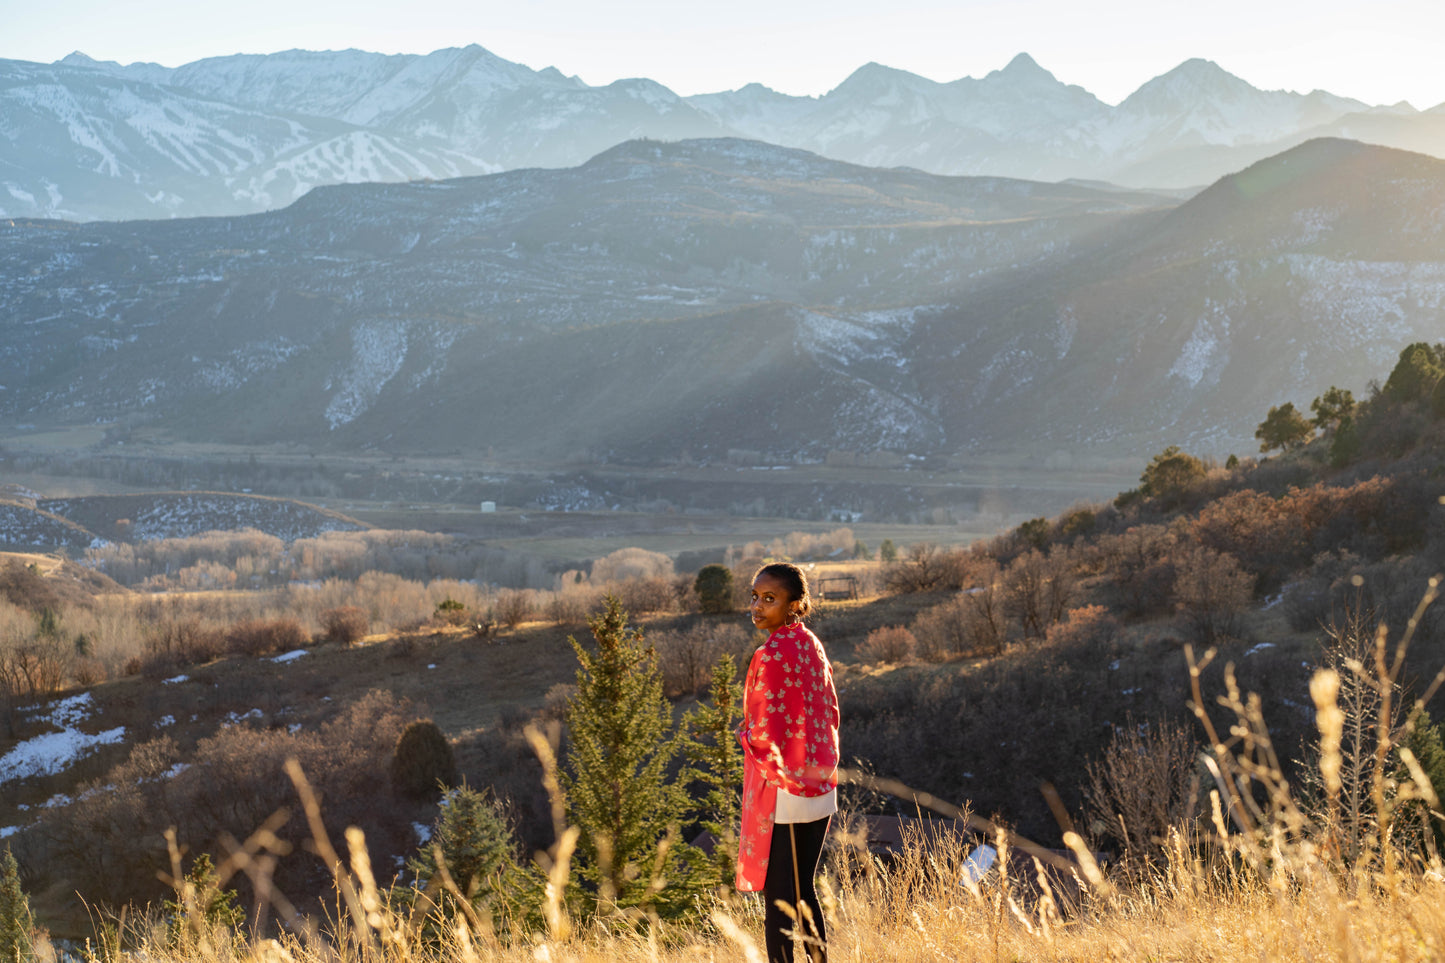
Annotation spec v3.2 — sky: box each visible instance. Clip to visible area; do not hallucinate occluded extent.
[9,0,1445,108]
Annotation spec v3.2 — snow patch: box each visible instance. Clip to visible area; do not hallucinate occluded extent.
[326,321,410,429]
[1,693,126,783]
[271,649,308,664]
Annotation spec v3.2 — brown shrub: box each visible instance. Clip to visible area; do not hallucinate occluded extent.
[1004,550,1076,638]
[910,596,970,662]
[615,576,678,616]
[226,617,308,658]
[884,543,972,593]
[1094,525,1178,616]
[1084,716,1201,870]
[1173,546,1255,643]
[140,618,225,676]
[320,605,369,645]
[494,589,535,628]
[857,625,917,664]
[651,622,752,697]
[1044,605,1122,649]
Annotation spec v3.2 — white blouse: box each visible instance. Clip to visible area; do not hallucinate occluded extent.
[774,787,837,824]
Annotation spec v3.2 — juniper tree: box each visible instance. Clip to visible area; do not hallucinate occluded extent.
[563,597,700,916]
[693,564,734,615]
[1255,403,1314,452]
[0,846,32,963]
[681,654,744,892]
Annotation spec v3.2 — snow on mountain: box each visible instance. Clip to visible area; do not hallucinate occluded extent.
[1100,59,1370,155]
[8,46,1445,220]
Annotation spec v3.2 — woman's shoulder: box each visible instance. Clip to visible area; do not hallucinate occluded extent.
[767,623,826,658]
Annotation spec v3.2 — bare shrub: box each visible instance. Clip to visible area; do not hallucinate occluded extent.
[1044,605,1122,649]
[1173,546,1255,643]
[591,547,675,583]
[1084,716,1200,870]
[651,622,752,697]
[884,543,971,593]
[225,617,308,658]
[911,596,969,662]
[494,589,535,628]
[615,576,677,616]
[1004,550,1076,639]
[544,587,600,625]
[140,618,225,675]
[1094,524,1179,616]
[320,605,369,645]
[857,625,917,664]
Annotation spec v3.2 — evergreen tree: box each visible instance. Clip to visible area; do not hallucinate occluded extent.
[163,853,244,948]
[1138,445,1206,499]
[681,655,744,892]
[693,565,734,615]
[562,597,698,916]
[1383,342,1444,403]
[1255,403,1314,452]
[1310,386,1356,430]
[408,783,520,914]
[879,539,898,563]
[0,847,32,963]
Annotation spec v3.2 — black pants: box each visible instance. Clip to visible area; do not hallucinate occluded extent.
[763,816,830,963]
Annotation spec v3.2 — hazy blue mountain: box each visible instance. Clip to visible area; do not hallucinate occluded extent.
[6,47,1445,221]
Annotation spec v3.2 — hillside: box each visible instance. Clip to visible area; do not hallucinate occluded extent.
[3,138,1445,463]
[0,491,365,549]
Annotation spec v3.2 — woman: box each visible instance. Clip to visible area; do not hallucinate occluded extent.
[737,562,840,963]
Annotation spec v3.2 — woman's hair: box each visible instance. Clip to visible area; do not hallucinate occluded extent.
[754,562,812,620]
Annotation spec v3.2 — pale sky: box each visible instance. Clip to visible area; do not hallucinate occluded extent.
[9,0,1445,108]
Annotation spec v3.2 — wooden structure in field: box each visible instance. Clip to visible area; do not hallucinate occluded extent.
[817,575,859,601]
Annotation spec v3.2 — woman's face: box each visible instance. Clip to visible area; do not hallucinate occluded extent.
[750,572,796,633]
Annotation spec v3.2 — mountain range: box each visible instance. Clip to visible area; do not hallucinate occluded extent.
[4,46,1445,222]
[3,135,1442,463]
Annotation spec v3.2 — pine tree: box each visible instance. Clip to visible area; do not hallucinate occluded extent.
[562,596,696,915]
[681,655,744,893]
[0,846,32,963]
[408,783,520,916]
[163,853,244,947]
[410,783,515,897]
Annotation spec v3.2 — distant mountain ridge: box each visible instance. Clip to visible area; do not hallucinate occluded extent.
[2,136,1443,463]
[4,46,1445,221]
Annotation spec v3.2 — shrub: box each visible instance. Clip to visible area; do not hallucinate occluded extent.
[591,547,675,583]
[1138,446,1207,504]
[392,718,460,800]
[1044,605,1122,650]
[911,596,970,662]
[1084,716,1200,870]
[141,618,226,675]
[320,605,369,645]
[1003,550,1075,639]
[857,625,917,663]
[1173,546,1255,643]
[616,576,677,616]
[694,564,734,614]
[1058,507,1097,540]
[651,622,752,697]
[494,590,534,628]
[226,617,308,658]
[434,597,470,626]
[884,543,970,593]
